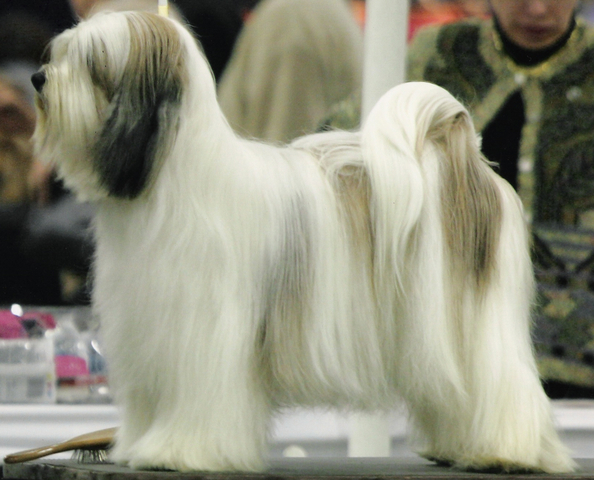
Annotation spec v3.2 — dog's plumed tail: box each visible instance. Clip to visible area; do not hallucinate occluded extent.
[362,82,574,473]
[361,82,501,400]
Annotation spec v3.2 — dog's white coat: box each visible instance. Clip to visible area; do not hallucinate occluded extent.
[33,11,574,474]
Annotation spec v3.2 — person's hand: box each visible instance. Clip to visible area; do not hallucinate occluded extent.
[27,159,54,205]
[0,78,35,137]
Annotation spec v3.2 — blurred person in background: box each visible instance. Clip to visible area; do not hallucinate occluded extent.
[0,76,66,305]
[171,0,260,82]
[68,0,182,21]
[408,0,594,399]
[69,0,248,82]
[218,0,363,143]
[0,0,74,37]
[324,0,594,399]
[408,0,489,39]
[0,8,93,305]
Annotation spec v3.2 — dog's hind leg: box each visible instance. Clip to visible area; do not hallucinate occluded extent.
[413,177,574,473]
[409,133,573,473]
[361,82,574,473]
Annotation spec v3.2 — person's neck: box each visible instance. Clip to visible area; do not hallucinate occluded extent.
[494,16,576,67]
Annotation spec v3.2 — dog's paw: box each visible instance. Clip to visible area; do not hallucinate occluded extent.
[118,433,266,472]
[109,434,184,471]
[421,451,574,474]
[424,455,535,474]
[455,458,537,474]
[450,456,574,474]
[421,453,453,468]
[124,446,198,472]
[126,455,178,472]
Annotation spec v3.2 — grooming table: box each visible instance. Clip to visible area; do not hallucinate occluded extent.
[4,458,594,480]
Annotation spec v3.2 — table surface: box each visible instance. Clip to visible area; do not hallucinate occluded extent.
[3,402,594,478]
[4,458,594,480]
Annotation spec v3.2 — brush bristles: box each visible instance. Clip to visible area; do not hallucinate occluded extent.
[71,447,110,464]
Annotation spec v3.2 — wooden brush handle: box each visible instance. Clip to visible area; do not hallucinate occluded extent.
[3,427,117,464]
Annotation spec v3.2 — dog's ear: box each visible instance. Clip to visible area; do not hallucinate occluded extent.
[92,14,184,199]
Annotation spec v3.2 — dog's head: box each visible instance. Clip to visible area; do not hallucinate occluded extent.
[32,11,192,201]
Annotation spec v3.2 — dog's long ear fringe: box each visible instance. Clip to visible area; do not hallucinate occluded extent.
[92,14,184,199]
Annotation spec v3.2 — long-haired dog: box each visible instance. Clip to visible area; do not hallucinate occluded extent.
[31,11,574,474]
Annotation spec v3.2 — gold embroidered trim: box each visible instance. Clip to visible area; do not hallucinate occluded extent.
[490,18,583,78]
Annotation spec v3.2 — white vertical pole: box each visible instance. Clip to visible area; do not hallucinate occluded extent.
[361,0,409,118]
[158,0,169,17]
[348,412,391,457]
[348,0,409,458]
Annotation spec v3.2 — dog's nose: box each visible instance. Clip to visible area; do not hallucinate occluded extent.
[31,72,46,93]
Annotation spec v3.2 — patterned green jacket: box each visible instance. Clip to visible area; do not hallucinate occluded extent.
[323,17,594,394]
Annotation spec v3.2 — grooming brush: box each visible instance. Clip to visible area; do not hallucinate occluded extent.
[4,427,117,464]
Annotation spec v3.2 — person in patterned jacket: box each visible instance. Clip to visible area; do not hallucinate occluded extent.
[323,0,594,398]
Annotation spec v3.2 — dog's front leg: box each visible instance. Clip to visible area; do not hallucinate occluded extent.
[105,302,272,473]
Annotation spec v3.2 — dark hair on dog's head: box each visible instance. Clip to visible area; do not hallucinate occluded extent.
[32,11,188,201]
[90,13,185,198]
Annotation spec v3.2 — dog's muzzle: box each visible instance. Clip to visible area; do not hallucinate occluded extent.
[31,72,46,93]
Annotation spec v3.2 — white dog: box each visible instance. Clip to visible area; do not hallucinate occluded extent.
[31,11,574,474]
